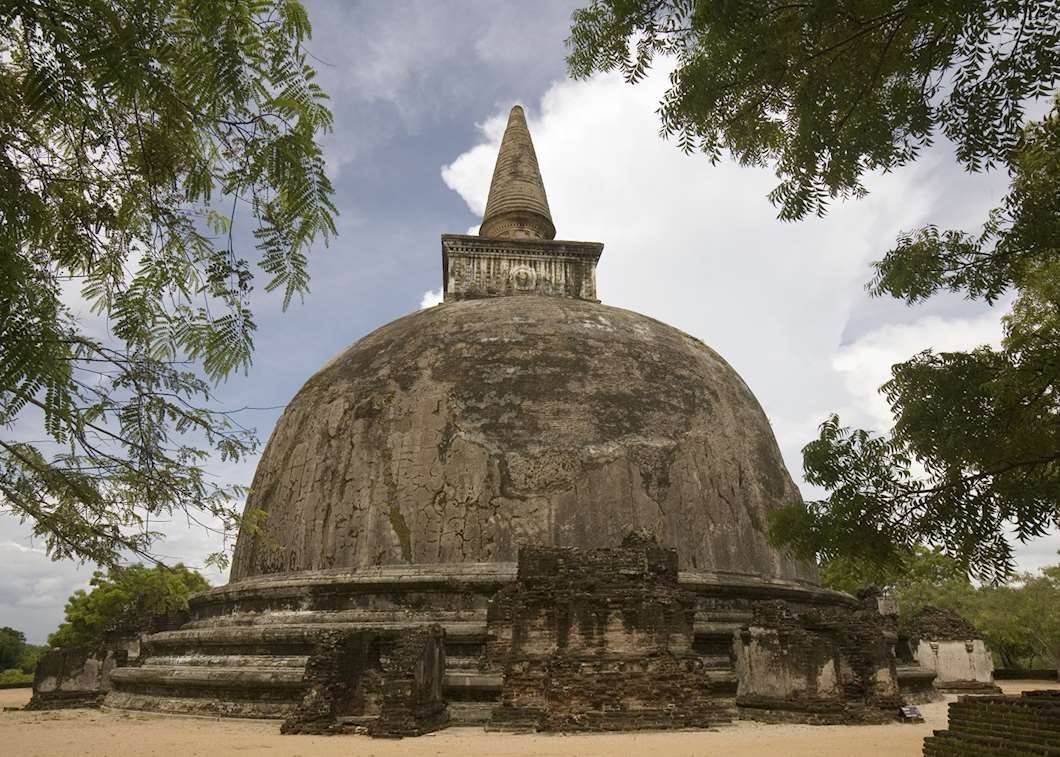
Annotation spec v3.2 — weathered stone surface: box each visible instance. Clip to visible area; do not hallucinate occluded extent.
[734,600,903,724]
[28,646,124,710]
[442,235,602,302]
[487,543,731,731]
[897,664,941,704]
[903,605,982,641]
[281,626,448,737]
[915,640,999,694]
[230,295,817,586]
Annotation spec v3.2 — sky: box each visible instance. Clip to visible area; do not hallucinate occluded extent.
[3,0,1057,643]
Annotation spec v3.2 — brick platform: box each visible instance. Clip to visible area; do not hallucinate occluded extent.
[923,691,1060,756]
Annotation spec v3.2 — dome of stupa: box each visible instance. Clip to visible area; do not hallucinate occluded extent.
[229,294,816,584]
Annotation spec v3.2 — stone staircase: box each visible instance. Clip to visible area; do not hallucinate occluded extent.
[923,691,1060,756]
[692,611,747,722]
[105,608,743,724]
[105,619,498,720]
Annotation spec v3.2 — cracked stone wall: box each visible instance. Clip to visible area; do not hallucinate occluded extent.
[230,296,817,585]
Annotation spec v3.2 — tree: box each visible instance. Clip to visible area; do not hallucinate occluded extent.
[568,1,1060,580]
[0,626,42,683]
[47,563,209,648]
[819,544,976,611]
[0,626,28,671]
[0,1,336,568]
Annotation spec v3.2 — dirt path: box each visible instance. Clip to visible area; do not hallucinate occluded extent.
[2,682,1056,757]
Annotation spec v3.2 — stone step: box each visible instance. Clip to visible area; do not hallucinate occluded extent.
[693,621,742,637]
[448,701,498,725]
[699,654,734,669]
[444,671,503,692]
[141,654,309,669]
[446,655,486,671]
[143,622,488,656]
[184,608,486,629]
[109,665,305,691]
[103,689,294,719]
[696,610,754,624]
[896,664,937,682]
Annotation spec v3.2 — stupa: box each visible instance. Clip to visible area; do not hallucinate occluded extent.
[101,106,963,729]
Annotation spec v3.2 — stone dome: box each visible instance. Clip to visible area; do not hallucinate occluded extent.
[229,296,818,585]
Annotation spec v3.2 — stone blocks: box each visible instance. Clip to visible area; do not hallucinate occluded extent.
[281,626,448,737]
[487,543,730,731]
[734,601,903,723]
[28,646,125,710]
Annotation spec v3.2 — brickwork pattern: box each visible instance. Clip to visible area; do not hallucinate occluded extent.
[487,543,732,731]
[923,691,1060,756]
[280,626,447,737]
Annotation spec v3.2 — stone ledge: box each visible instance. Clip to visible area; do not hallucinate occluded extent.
[109,666,305,689]
[190,563,848,614]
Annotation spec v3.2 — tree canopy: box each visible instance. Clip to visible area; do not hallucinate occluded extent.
[0,0,335,568]
[47,563,209,648]
[568,0,1060,580]
[568,0,1060,220]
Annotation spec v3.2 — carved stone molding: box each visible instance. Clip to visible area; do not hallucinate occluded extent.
[441,234,603,303]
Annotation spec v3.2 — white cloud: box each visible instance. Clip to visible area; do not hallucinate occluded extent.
[0,538,94,642]
[420,288,443,309]
[831,308,1008,430]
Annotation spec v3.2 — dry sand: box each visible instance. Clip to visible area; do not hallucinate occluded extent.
[2,681,1056,757]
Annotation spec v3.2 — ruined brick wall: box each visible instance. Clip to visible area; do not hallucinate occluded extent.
[372,626,448,737]
[487,543,730,731]
[281,626,447,737]
[734,600,902,724]
[923,691,1060,756]
[901,606,999,693]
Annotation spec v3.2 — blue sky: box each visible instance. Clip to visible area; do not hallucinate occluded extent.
[3,0,1056,643]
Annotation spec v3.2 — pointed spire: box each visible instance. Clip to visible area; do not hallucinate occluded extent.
[479,106,556,240]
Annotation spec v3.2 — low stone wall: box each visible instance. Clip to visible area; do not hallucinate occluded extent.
[734,600,903,723]
[281,626,448,737]
[487,541,730,731]
[27,646,125,709]
[923,690,1060,756]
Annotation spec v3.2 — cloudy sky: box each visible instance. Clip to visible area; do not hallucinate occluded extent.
[3,0,1057,643]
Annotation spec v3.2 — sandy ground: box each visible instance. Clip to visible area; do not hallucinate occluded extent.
[2,681,1057,757]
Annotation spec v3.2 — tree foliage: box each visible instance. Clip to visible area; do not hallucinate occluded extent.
[773,110,1060,581]
[0,626,28,671]
[0,625,44,682]
[568,0,1060,219]
[47,563,209,648]
[0,0,335,567]
[568,1,1060,580]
